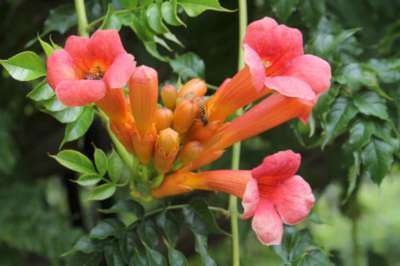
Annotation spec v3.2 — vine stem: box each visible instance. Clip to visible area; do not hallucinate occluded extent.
[230,1,248,266]
[74,0,89,36]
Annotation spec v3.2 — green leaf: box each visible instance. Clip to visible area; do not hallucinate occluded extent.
[348,120,374,150]
[104,243,125,266]
[162,0,185,26]
[178,0,232,17]
[183,199,224,235]
[0,51,46,81]
[50,106,84,123]
[43,4,77,34]
[119,0,138,9]
[89,183,117,201]
[138,221,159,247]
[146,247,167,266]
[100,199,144,217]
[75,174,102,186]
[146,3,168,34]
[344,152,360,202]
[62,107,95,145]
[156,211,180,246]
[271,0,300,21]
[43,96,67,112]
[38,36,55,56]
[89,219,123,240]
[108,150,124,183]
[354,91,389,120]
[27,81,55,101]
[51,150,96,174]
[100,4,122,30]
[170,52,205,80]
[130,248,148,266]
[322,97,358,147]
[94,147,108,177]
[194,234,217,266]
[69,236,97,254]
[273,228,332,266]
[168,248,188,266]
[361,137,394,184]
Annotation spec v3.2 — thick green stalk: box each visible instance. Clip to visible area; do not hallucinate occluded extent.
[229,1,248,266]
[74,0,89,36]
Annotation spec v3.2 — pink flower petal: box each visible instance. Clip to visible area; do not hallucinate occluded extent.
[251,150,301,182]
[283,55,331,95]
[244,44,265,91]
[64,35,91,70]
[273,175,315,225]
[88,30,125,65]
[55,80,106,106]
[103,53,136,89]
[244,17,303,72]
[241,177,259,219]
[47,50,78,89]
[251,200,283,246]
[264,76,316,100]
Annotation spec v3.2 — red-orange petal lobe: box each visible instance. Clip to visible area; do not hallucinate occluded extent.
[55,80,106,106]
[282,54,332,95]
[47,50,78,89]
[103,53,136,89]
[88,30,126,65]
[64,35,91,71]
[251,150,301,183]
[272,175,315,225]
[243,44,265,91]
[244,17,303,71]
[241,177,259,219]
[264,76,316,100]
[251,200,283,246]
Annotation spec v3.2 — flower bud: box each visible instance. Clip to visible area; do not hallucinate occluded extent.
[128,65,158,135]
[178,141,203,165]
[132,127,156,164]
[172,99,198,134]
[155,107,174,131]
[161,84,178,110]
[154,128,180,173]
[178,79,207,98]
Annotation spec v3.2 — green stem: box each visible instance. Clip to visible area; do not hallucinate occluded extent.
[230,1,247,266]
[74,0,89,36]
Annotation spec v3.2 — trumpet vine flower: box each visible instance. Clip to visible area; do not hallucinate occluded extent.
[152,150,314,246]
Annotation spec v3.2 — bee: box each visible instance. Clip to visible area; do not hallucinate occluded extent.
[197,98,208,126]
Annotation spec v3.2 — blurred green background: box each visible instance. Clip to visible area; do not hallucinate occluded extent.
[1,0,400,265]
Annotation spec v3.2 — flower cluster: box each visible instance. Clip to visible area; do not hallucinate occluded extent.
[46,17,331,246]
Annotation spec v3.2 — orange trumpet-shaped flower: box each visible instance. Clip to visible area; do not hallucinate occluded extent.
[154,128,180,173]
[161,84,178,110]
[182,94,312,171]
[132,128,156,164]
[153,150,315,246]
[206,68,270,123]
[128,65,158,136]
[178,141,203,165]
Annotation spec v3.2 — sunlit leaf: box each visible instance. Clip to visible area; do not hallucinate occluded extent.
[51,150,96,174]
[170,52,205,80]
[75,173,102,186]
[0,51,45,81]
[178,0,232,17]
[62,106,95,145]
[89,183,117,201]
[27,80,55,101]
[94,147,108,177]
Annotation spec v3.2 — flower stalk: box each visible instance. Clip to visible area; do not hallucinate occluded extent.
[74,0,89,36]
[230,0,248,265]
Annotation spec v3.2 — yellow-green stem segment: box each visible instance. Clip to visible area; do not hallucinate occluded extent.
[230,1,248,266]
[74,0,89,36]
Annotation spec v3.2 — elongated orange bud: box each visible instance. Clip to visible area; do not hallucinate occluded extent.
[132,128,156,164]
[155,107,173,131]
[178,79,207,98]
[172,99,198,134]
[154,128,180,173]
[178,141,203,165]
[188,120,222,142]
[161,84,178,110]
[129,65,158,135]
